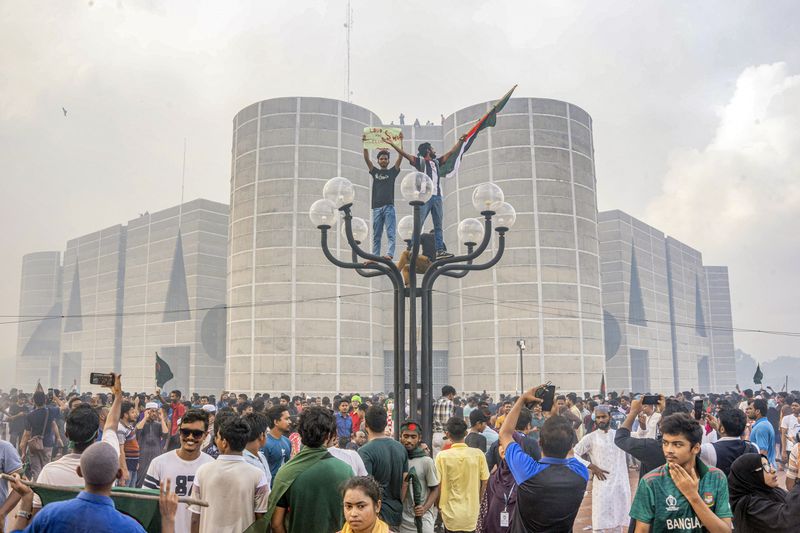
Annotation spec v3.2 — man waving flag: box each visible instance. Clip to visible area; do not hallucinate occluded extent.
[439,84,517,177]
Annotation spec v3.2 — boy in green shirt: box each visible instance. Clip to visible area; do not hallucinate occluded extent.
[630,413,732,533]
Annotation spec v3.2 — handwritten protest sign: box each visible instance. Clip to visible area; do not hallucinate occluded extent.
[362,127,402,150]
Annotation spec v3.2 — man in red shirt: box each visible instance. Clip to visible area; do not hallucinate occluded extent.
[350,395,363,433]
[168,390,186,437]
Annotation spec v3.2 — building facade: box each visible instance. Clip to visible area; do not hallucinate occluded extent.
[599,210,734,393]
[17,98,738,397]
[442,98,604,393]
[704,266,737,391]
[60,225,127,391]
[121,199,228,394]
[15,252,63,391]
[598,211,675,393]
[227,97,386,394]
[15,199,227,393]
[228,96,605,395]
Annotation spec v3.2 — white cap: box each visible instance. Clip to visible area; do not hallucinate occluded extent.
[201,404,217,413]
[145,402,159,410]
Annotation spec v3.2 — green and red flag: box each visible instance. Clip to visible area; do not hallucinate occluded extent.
[440,85,517,177]
[753,364,763,385]
[156,352,174,389]
[34,485,162,532]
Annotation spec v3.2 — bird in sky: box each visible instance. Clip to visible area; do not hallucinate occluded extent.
[62,107,67,116]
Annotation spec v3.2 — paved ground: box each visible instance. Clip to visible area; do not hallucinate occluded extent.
[572,467,790,532]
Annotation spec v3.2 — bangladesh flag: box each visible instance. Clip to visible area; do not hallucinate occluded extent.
[34,485,162,532]
[753,363,763,385]
[156,352,174,389]
[439,85,517,177]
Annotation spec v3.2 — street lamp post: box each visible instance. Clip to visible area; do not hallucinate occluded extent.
[311,173,515,443]
[517,339,526,395]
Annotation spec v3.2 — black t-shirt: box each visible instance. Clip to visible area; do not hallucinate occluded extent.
[9,404,28,433]
[507,450,588,533]
[420,233,436,259]
[614,427,665,478]
[369,166,400,209]
[25,406,59,447]
[465,432,487,453]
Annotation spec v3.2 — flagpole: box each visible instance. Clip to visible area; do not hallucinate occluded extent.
[0,473,208,507]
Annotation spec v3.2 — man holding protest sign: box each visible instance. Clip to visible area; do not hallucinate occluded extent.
[363,128,403,260]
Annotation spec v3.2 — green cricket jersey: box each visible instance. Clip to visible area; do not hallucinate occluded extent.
[629,458,732,532]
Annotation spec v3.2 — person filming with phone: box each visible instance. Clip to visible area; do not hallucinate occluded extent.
[498,385,589,532]
[10,372,128,528]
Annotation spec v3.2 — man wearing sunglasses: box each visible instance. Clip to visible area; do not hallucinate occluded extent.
[143,409,213,533]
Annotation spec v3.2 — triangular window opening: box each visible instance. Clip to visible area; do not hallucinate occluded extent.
[64,264,83,332]
[628,246,647,326]
[695,275,707,337]
[163,231,191,322]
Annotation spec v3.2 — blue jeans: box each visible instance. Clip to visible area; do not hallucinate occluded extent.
[419,195,445,251]
[126,463,139,487]
[372,205,396,258]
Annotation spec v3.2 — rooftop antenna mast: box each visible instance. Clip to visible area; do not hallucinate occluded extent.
[344,0,353,102]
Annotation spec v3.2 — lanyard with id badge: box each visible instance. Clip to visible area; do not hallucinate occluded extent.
[500,486,515,527]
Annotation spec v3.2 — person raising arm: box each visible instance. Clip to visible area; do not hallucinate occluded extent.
[498,386,589,532]
[385,134,466,168]
[363,134,403,173]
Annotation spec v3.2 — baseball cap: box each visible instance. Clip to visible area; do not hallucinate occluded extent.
[145,402,159,410]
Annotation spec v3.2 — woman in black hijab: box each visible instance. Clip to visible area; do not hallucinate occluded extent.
[728,453,800,532]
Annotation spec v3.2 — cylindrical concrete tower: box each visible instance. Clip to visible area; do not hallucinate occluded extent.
[443,98,605,393]
[228,97,386,394]
[16,251,62,390]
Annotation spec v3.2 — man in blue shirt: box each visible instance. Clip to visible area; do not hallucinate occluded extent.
[7,440,178,532]
[747,398,776,465]
[335,399,353,449]
[0,437,23,523]
[499,386,589,532]
[263,405,293,484]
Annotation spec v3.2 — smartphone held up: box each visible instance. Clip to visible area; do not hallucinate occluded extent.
[89,372,115,387]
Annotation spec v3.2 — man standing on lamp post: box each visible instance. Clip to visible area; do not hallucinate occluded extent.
[363,133,403,260]
[387,135,466,259]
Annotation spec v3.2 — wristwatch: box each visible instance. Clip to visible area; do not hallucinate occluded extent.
[16,509,32,520]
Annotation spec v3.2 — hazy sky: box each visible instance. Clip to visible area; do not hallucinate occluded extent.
[1,0,799,389]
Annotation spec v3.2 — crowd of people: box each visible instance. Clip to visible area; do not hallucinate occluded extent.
[0,377,799,532]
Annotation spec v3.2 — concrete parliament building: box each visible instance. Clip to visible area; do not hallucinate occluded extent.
[225,95,735,396]
[15,200,228,393]
[17,96,737,395]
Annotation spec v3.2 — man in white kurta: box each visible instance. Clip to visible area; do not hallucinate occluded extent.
[573,405,631,533]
